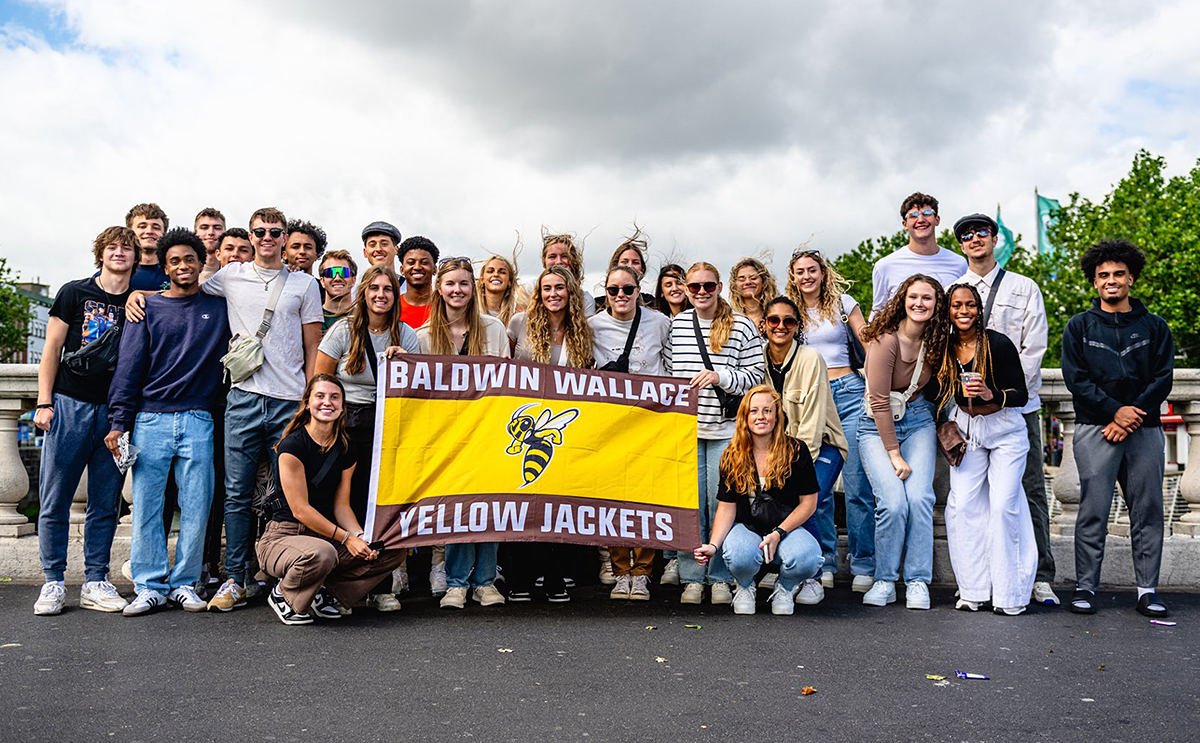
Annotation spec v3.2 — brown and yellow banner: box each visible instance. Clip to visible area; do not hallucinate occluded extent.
[364,355,699,551]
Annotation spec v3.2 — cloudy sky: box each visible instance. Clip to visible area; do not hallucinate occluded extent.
[1,0,1198,295]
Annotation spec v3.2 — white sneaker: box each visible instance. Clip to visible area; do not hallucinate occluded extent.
[994,605,1026,616]
[770,583,797,615]
[609,574,632,600]
[120,559,133,582]
[710,583,733,605]
[598,559,616,586]
[472,584,506,606]
[1032,581,1060,605]
[795,578,825,605]
[851,574,875,593]
[680,583,704,604]
[34,582,66,616]
[439,586,467,609]
[122,589,167,616]
[905,581,931,610]
[758,572,777,591]
[820,571,835,589]
[80,580,128,612]
[732,585,757,615]
[862,580,896,607]
[369,593,402,612]
[660,558,680,585]
[955,598,982,612]
[429,563,448,597]
[630,575,651,601]
[391,566,410,594]
[168,586,206,612]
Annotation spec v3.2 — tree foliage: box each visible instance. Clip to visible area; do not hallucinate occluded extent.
[0,255,34,360]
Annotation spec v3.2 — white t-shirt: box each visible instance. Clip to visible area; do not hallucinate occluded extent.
[318,318,420,405]
[416,313,511,358]
[588,307,672,376]
[871,246,967,315]
[803,294,858,369]
[202,262,323,401]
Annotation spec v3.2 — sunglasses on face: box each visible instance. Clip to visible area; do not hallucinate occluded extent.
[906,208,936,220]
[687,281,718,294]
[251,228,284,238]
[765,315,799,329]
[606,285,638,297]
[957,229,993,242]
[320,266,355,279]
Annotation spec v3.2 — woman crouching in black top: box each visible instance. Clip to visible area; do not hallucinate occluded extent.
[256,374,406,625]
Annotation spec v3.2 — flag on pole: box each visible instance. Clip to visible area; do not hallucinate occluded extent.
[994,205,1016,268]
[1036,192,1061,255]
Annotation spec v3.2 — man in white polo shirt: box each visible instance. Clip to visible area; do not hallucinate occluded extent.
[951,212,1058,606]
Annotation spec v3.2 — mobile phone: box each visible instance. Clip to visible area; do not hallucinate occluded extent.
[762,545,771,563]
[368,540,385,551]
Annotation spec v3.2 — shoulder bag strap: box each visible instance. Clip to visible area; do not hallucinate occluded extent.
[980,268,1006,329]
[619,307,642,359]
[310,446,342,490]
[255,269,290,341]
[362,324,379,384]
[901,340,926,400]
[691,311,715,371]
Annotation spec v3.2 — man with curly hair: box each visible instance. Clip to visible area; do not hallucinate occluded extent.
[284,219,327,275]
[1063,239,1173,618]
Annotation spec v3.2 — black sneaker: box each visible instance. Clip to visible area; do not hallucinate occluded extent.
[507,590,533,603]
[310,588,344,620]
[268,586,313,626]
[546,589,571,603]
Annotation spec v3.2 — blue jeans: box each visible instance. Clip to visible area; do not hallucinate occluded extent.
[37,393,124,583]
[857,396,936,583]
[830,372,875,576]
[801,443,844,574]
[723,523,823,592]
[130,410,215,593]
[678,437,734,585]
[223,388,295,584]
[445,542,499,588]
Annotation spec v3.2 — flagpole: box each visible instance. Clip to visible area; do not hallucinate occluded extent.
[1035,186,1040,254]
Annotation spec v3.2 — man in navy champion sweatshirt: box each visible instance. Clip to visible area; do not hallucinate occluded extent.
[1061,239,1173,619]
[106,228,231,617]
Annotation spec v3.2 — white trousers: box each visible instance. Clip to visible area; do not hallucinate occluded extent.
[946,408,1037,608]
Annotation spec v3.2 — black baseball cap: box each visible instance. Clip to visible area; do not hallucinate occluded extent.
[953,213,998,240]
[361,221,402,245]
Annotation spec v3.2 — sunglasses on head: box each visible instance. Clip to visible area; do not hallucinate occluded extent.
[251,227,284,238]
[686,281,718,294]
[790,248,822,261]
[437,256,472,268]
[320,266,355,279]
[957,228,993,242]
[765,315,799,329]
[606,285,638,297]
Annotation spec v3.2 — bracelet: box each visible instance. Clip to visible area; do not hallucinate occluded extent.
[35,403,53,410]
[338,529,349,544]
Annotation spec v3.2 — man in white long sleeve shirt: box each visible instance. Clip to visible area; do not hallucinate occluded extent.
[952,212,1058,607]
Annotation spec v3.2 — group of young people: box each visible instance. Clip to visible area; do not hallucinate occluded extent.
[29,192,1175,624]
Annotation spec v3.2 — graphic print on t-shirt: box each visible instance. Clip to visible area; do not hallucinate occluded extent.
[81,299,120,346]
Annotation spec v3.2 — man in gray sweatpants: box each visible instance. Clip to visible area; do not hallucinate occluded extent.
[1061,240,1173,617]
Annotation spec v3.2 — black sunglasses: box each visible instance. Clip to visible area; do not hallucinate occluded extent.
[687,281,718,294]
[251,227,284,238]
[606,285,638,297]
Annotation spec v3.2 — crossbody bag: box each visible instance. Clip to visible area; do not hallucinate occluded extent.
[221,269,289,384]
[863,340,925,422]
[598,307,641,373]
[691,312,743,420]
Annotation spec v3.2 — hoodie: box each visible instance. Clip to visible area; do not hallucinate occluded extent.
[1061,297,1173,427]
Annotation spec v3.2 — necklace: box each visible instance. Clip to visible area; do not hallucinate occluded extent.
[251,263,278,291]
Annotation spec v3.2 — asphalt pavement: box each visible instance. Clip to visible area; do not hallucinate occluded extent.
[0,582,1196,742]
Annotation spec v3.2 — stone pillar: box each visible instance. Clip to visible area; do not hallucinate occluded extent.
[0,399,34,537]
[1174,401,1200,537]
[932,450,950,538]
[1047,400,1081,537]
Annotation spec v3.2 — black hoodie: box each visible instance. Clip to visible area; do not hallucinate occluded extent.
[1061,297,1173,427]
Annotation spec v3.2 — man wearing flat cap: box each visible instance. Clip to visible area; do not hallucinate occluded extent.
[952,212,1057,607]
[362,221,403,269]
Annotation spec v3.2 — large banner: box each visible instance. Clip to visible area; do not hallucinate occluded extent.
[364,355,700,551]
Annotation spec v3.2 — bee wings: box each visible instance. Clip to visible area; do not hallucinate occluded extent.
[537,408,579,433]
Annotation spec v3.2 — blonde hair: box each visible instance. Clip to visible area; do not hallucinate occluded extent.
[540,228,584,282]
[785,249,852,332]
[728,257,779,317]
[477,253,526,327]
[526,266,594,367]
[424,259,487,356]
[719,385,797,495]
[344,265,404,375]
[687,262,735,353]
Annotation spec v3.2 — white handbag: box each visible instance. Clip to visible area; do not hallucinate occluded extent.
[863,340,925,422]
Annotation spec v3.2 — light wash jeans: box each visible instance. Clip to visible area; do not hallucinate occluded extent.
[678,437,734,585]
[37,392,124,583]
[446,542,499,588]
[723,523,823,592]
[802,443,844,575]
[223,388,295,584]
[130,410,215,594]
[857,396,936,584]
[830,372,875,576]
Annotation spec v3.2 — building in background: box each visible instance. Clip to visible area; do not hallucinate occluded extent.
[10,281,53,364]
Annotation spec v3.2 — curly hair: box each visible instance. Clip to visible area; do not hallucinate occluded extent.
[155,227,205,269]
[1080,238,1146,282]
[540,228,584,282]
[285,219,328,256]
[719,385,798,496]
[654,263,691,315]
[425,259,487,356]
[900,192,939,218]
[276,374,349,455]
[525,266,594,367]
[728,257,779,317]
[399,235,439,265]
[477,254,526,327]
[686,262,735,353]
[344,265,405,376]
[785,249,851,333]
[861,273,947,367]
[91,226,138,269]
[935,283,992,413]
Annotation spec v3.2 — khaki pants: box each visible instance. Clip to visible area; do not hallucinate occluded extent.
[609,547,655,577]
[257,520,406,615]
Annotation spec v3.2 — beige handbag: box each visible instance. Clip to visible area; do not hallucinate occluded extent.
[863,340,925,422]
[221,269,288,383]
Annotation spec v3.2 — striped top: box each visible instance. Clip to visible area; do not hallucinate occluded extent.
[664,309,765,439]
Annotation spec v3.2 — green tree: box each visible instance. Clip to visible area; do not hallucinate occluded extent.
[0,255,34,360]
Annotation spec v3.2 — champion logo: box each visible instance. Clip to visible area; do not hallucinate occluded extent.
[201,314,211,320]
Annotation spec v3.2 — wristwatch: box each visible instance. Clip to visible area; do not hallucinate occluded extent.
[772,526,787,540]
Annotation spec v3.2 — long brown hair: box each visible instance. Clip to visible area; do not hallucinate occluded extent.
[526,266,595,367]
[345,265,404,375]
[728,257,779,317]
[686,261,735,353]
[935,283,993,412]
[860,273,947,367]
[654,263,691,315]
[719,385,798,495]
[785,249,852,332]
[607,226,648,278]
[424,258,487,356]
[276,374,349,454]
